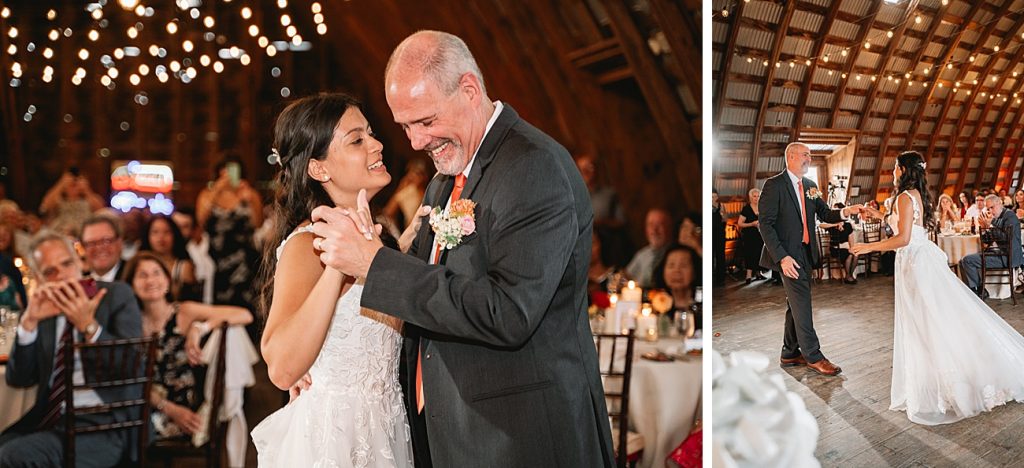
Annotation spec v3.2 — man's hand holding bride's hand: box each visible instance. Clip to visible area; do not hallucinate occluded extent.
[780,256,801,279]
[311,189,383,278]
[399,205,431,253]
[843,204,863,217]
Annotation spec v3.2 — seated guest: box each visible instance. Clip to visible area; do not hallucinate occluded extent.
[80,214,126,282]
[959,195,1024,299]
[0,253,25,309]
[653,244,702,330]
[140,215,198,301]
[959,191,972,219]
[820,203,859,284]
[1014,190,1024,221]
[1001,189,1014,209]
[964,194,985,221]
[935,193,961,229]
[122,252,252,442]
[172,208,215,304]
[738,189,765,283]
[0,230,142,467]
[625,208,674,288]
[39,168,106,237]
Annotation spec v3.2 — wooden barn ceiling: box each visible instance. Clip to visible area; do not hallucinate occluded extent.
[712,0,1024,207]
[0,0,700,241]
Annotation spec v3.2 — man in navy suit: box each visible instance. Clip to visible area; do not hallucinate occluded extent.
[759,142,861,376]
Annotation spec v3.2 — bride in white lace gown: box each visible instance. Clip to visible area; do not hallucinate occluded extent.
[250,94,417,466]
[851,151,1024,425]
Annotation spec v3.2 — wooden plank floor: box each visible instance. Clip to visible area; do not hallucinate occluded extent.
[712,273,1024,467]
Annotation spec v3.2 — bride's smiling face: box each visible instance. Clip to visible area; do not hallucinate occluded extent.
[308,107,392,205]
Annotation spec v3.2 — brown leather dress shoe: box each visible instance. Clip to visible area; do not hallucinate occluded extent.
[807,358,842,376]
[780,355,808,367]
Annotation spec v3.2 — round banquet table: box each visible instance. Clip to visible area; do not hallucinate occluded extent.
[934,233,1011,299]
[936,233,980,265]
[0,324,37,432]
[599,337,702,468]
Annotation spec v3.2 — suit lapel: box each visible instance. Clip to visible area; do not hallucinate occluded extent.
[458,104,518,202]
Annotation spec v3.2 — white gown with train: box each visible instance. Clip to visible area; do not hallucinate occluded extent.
[251,226,414,466]
[891,192,1024,425]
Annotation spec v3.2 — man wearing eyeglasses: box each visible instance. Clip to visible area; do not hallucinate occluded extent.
[80,215,125,282]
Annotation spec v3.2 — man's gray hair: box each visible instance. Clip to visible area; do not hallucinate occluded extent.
[785,142,808,157]
[985,194,1003,206]
[386,30,487,96]
[26,229,77,274]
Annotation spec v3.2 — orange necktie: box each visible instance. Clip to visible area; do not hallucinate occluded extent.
[418,173,467,413]
[798,179,809,244]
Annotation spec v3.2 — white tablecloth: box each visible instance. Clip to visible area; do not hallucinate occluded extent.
[0,325,37,432]
[599,337,701,468]
[936,234,1011,299]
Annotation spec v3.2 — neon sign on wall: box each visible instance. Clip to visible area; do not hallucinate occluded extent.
[111,160,173,193]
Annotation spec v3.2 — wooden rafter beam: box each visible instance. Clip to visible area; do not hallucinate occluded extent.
[749,0,797,188]
[713,0,746,132]
[905,0,988,163]
[791,0,842,139]
[998,100,1024,190]
[933,1,1010,191]
[828,0,884,128]
[872,1,950,198]
[963,33,1024,193]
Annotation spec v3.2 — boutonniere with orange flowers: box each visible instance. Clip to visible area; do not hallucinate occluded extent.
[429,199,477,250]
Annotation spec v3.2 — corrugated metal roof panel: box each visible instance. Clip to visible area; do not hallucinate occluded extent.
[717,131,752,143]
[847,73,872,89]
[804,112,829,128]
[968,107,982,121]
[936,22,956,38]
[807,90,835,108]
[781,36,813,57]
[791,10,824,33]
[736,26,773,50]
[840,0,872,17]
[721,107,758,126]
[763,110,794,128]
[899,100,917,115]
[866,117,887,133]
[829,19,859,42]
[769,86,800,106]
[889,136,906,147]
[863,135,881,146]
[918,121,936,135]
[836,114,859,129]
[961,28,981,46]
[855,49,881,68]
[892,119,911,134]
[713,50,723,71]
[712,20,728,43]
[924,42,944,57]
[731,55,768,77]
[743,1,783,23]
[725,81,762,102]
[811,68,842,86]
[759,156,786,173]
[876,3,909,25]
[776,62,809,81]
[841,93,866,110]
[873,97,894,114]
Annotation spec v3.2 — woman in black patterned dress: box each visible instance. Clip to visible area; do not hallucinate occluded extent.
[124,252,252,440]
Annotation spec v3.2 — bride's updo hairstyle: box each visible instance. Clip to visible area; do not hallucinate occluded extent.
[257,93,362,318]
[895,150,934,230]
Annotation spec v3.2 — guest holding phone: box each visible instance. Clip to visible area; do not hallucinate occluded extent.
[0,230,142,466]
[196,158,262,323]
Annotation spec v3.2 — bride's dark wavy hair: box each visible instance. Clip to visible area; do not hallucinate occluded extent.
[257,92,397,321]
[895,150,934,230]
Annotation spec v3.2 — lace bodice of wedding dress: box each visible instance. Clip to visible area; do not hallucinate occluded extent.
[890,191,1024,425]
[251,226,413,467]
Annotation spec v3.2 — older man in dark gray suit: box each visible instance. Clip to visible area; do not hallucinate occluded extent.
[0,230,142,467]
[311,31,614,468]
[959,194,1024,298]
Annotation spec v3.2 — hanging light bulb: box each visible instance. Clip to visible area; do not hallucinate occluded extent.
[182,40,194,52]
[241,7,252,19]
[166,22,178,34]
[213,61,224,73]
